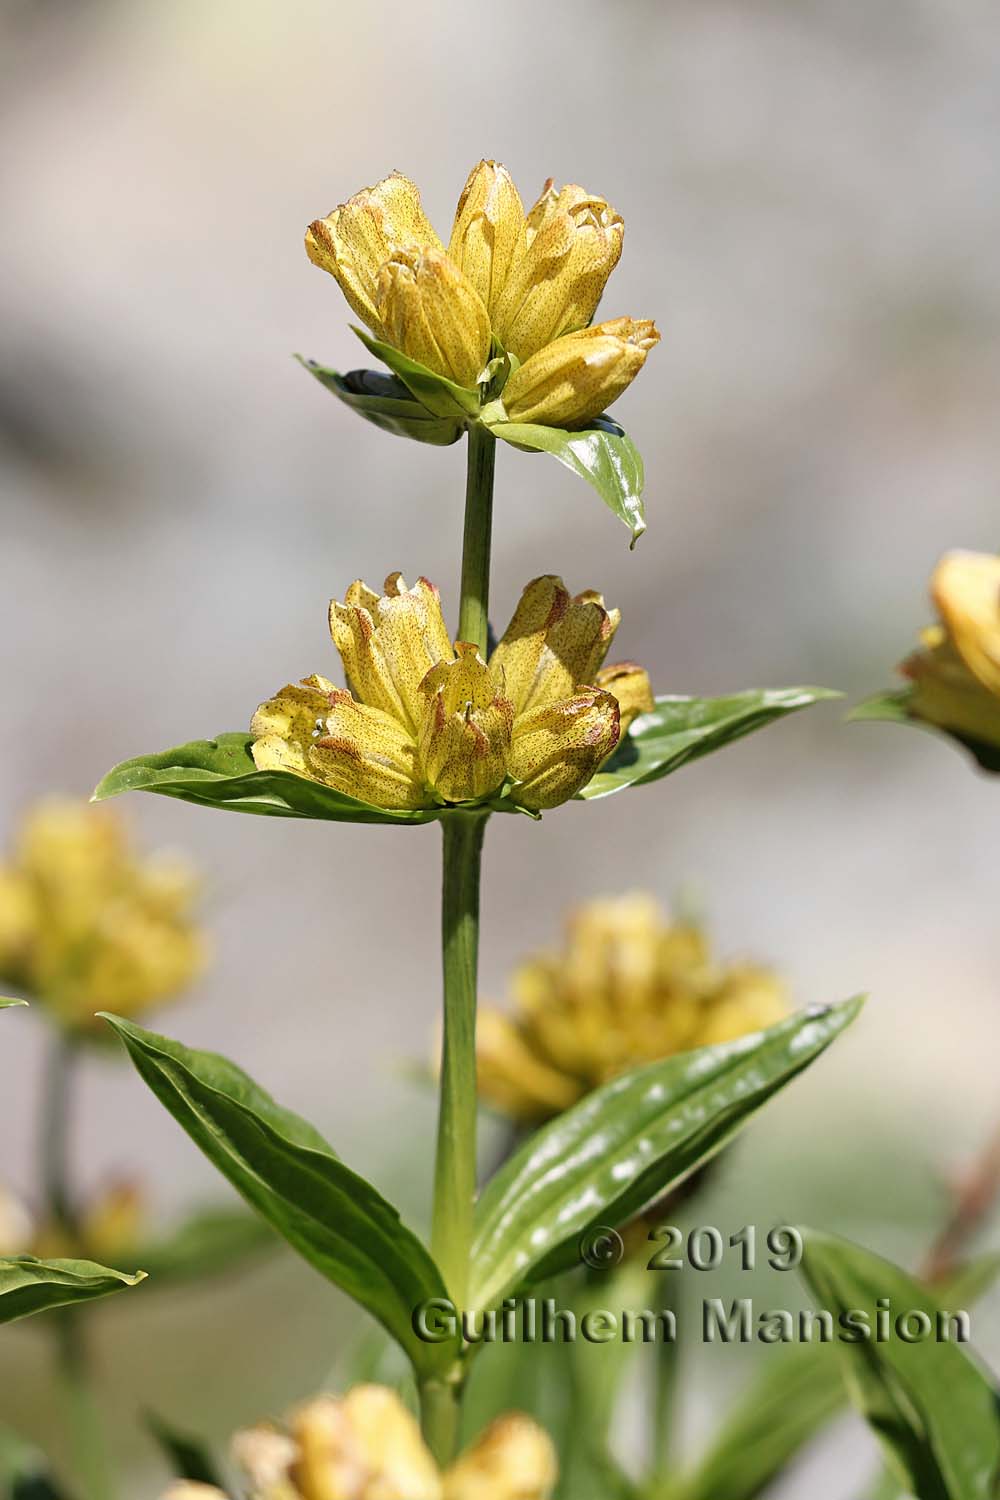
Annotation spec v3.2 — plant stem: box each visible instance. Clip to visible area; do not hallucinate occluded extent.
[431,812,487,1308]
[419,1374,462,1472]
[650,1276,681,1479]
[40,1031,115,1500]
[421,427,497,1465]
[457,424,496,654]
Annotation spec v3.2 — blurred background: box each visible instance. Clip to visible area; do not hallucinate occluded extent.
[1,0,998,1493]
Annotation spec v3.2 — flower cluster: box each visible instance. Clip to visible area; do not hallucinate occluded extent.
[163,1386,557,1500]
[900,550,1000,754]
[251,574,653,812]
[306,162,659,428]
[0,800,205,1032]
[0,1178,142,1260]
[477,893,786,1123]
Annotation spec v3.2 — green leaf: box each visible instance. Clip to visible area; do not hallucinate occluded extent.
[469,999,863,1311]
[797,1228,1000,1500]
[0,998,26,1008]
[132,1206,276,1285]
[144,1410,225,1488]
[296,357,463,446]
[851,691,1000,773]
[351,326,481,421]
[674,1252,1000,1500]
[93,734,535,826]
[92,733,440,825]
[581,688,840,800]
[487,415,646,545]
[102,1015,460,1377]
[0,1257,145,1325]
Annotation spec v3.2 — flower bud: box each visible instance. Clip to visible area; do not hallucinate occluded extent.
[509,687,621,810]
[501,319,660,428]
[305,172,442,332]
[375,247,492,388]
[417,645,513,804]
[444,1414,558,1500]
[447,160,526,317]
[492,185,624,360]
[901,551,1000,750]
[594,661,655,737]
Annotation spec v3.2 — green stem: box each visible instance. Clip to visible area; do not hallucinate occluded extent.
[421,426,497,1465]
[457,424,496,653]
[431,812,487,1304]
[418,1375,462,1472]
[40,1031,115,1500]
[650,1276,681,1480]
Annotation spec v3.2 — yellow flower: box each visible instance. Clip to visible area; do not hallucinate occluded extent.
[376,247,492,389]
[490,182,624,360]
[477,894,787,1124]
[900,550,1000,750]
[251,574,652,813]
[180,1386,558,1500]
[0,799,206,1032]
[30,1178,145,1261]
[306,163,656,418]
[501,319,661,428]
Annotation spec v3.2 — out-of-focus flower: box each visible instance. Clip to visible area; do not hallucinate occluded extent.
[171,1386,558,1500]
[0,800,206,1033]
[306,162,656,419]
[900,550,1000,752]
[477,894,787,1124]
[500,319,660,428]
[0,1185,34,1255]
[251,574,652,814]
[0,1178,144,1261]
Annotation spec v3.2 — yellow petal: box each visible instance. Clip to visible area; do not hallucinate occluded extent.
[492,184,624,360]
[305,173,442,332]
[418,645,513,803]
[231,1423,300,1500]
[931,550,1000,696]
[476,1008,582,1123]
[509,688,621,810]
[444,1414,558,1500]
[699,970,788,1046]
[448,160,526,317]
[251,677,337,776]
[284,1389,441,1500]
[330,590,409,723]
[372,575,456,732]
[376,246,492,388]
[594,661,655,737]
[489,576,568,715]
[501,319,660,427]
[312,691,425,809]
[492,578,621,714]
[330,576,453,732]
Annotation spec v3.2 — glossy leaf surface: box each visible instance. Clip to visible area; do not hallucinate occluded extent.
[297,357,463,445]
[581,689,839,800]
[470,999,863,1311]
[676,1252,1000,1500]
[797,1229,1000,1500]
[0,1257,145,1325]
[851,691,1000,772]
[352,326,481,420]
[93,733,440,825]
[103,1015,459,1375]
[488,415,645,544]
